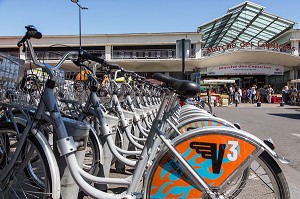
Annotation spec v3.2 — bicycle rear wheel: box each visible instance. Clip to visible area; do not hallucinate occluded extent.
[145,128,290,199]
[0,122,55,199]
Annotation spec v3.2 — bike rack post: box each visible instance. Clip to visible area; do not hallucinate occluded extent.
[114,108,135,172]
[101,114,119,176]
[54,118,90,199]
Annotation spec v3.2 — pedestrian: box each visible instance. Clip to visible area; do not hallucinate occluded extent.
[248,87,252,103]
[259,86,266,103]
[234,86,240,104]
[238,87,242,104]
[256,87,260,102]
[242,88,247,103]
[251,84,257,104]
[282,85,289,103]
[266,85,274,103]
[289,85,298,105]
[229,85,234,105]
[206,85,212,104]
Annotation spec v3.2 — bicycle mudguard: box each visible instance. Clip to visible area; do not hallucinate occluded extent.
[145,127,277,198]
[177,116,235,134]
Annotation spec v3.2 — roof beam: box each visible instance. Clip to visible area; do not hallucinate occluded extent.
[249,17,278,42]
[231,7,264,44]
[267,24,294,43]
[213,3,248,47]
[206,14,233,47]
[203,20,217,47]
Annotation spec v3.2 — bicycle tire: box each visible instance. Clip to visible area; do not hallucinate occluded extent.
[145,128,290,199]
[0,122,55,199]
[14,112,103,177]
[82,128,102,176]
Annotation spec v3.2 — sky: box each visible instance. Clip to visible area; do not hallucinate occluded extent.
[0,0,300,36]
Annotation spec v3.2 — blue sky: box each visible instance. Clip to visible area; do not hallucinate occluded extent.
[0,0,299,36]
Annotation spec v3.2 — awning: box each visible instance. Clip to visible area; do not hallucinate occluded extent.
[202,79,236,84]
[198,1,296,49]
[291,79,300,83]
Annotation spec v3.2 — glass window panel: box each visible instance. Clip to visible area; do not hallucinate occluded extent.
[258,31,273,38]
[244,6,260,14]
[235,19,248,26]
[222,38,234,43]
[255,18,271,25]
[241,10,257,18]
[228,29,240,35]
[227,17,238,24]
[239,34,253,40]
[272,21,289,28]
[246,25,261,32]
[224,33,236,40]
[268,25,284,33]
[246,28,260,34]
[251,38,260,43]
[232,23,246,30]
[241,32,257,38]
[201,25,214,32]
[252,21,267,28]
[266,26,282,33]
[258,15,274,23]
[263,29,278,36]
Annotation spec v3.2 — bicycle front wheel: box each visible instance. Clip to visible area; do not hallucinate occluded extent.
[145,128,290,199]
[0,122,56,199]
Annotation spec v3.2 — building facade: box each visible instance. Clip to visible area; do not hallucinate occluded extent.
[1,1,300,92]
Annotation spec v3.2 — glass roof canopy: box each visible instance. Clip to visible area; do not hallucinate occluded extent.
[198,1,296,48]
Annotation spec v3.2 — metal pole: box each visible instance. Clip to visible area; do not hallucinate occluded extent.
[182,39,185,80]
[79,5,82,49]
[73,1,88,49]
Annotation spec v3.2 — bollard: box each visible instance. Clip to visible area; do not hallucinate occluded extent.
[235,100,238,107]
[257,102,262,107]
[280,101,284,107]
[214,100,217,107]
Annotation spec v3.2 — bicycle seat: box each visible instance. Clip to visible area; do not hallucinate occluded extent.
[152,73,200,97]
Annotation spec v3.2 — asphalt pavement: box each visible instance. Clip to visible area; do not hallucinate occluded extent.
[213,103,300,199]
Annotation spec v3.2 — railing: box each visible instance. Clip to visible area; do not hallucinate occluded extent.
[24,49,196,61]
[112,49,196,59]
[25,50,105,61]
[0,52,20,58]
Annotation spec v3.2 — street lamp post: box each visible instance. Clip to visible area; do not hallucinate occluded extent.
[55,3,89,198]
[71,0,88,49]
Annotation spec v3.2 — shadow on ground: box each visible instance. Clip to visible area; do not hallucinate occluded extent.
[268,113,300,120]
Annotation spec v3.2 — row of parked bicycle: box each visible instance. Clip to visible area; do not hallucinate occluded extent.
[0,25,291,199]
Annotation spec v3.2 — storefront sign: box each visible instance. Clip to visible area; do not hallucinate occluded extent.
[206,41,295,54]
[207,64,284,76]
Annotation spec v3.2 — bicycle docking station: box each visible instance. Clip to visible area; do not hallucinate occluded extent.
[54,117,90,199]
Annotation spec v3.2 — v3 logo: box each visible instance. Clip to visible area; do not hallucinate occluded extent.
[190,141,239,174]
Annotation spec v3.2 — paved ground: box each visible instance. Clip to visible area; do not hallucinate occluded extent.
[213,103,300,199]
[82,102,300,198]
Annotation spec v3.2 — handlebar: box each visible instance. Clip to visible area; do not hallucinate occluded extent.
[17,25,122,79]
[17,25,42,47]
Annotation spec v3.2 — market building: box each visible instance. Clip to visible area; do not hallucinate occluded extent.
[1,1,300,92]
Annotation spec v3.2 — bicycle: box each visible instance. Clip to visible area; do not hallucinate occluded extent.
[0,25,290,199]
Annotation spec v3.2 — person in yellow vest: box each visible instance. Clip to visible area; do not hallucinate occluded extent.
[75,70,91,81]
